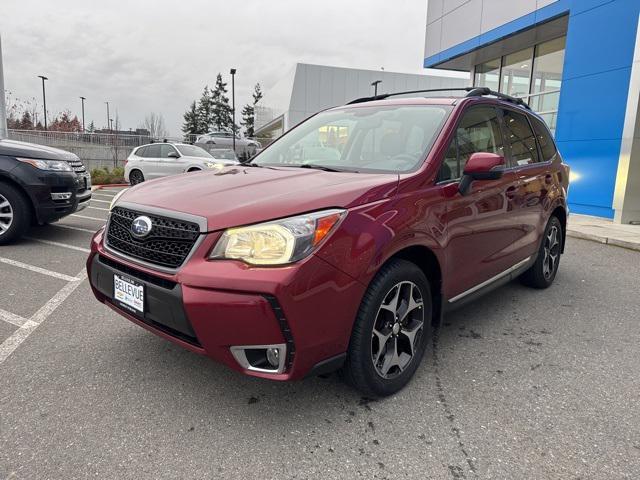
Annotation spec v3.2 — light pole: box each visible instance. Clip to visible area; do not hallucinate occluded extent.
[230,68,236,154]
[109,118,114,132]
[104,101,110,132]
[38,75,48,130]
[80,96,86,132]
[371,80,382,97]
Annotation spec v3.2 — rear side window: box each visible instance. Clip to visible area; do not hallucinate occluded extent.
[530,116,557,162]
[502,109,540,166]
[145,144,161,158]
[135,146,147,157]
[438,106,504,182]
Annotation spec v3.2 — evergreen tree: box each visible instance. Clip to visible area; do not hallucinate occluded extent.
[196,85,214,132]
[18,111,34,130]
[182,101,199,136]
[211,73,233,131]
[87,120,96,133]
[241,83,263,138]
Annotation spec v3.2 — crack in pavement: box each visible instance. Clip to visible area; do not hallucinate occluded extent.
[432,327,478,478]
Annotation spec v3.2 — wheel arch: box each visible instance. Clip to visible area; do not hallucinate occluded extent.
[382,244,443,328]
[0,174,37,224]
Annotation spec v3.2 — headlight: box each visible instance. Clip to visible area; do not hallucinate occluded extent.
[210,209,346,265]
[18,157,72,172]
[204,161,224,169]
[109,189,126,211]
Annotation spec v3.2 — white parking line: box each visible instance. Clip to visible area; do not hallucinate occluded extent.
[0,309,27,328]
[90,199,111,204]
[92,193,117,198]
[24,237,91,253]
[0,257,81,282]
[51,224,97,234]
[0,271,86,364]
[71,214,106,222]
[87,206,110,212]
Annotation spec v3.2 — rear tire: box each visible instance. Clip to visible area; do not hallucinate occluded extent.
[129,169,144,185]
[0,182,31,245]
[520,216,562,289]
[341,259,432,397]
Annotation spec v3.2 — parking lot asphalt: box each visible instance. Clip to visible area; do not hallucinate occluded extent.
[1,194,639,479]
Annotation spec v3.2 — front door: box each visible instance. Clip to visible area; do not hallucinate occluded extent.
[438,106,525,301]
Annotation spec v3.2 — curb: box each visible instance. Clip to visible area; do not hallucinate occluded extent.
[91,184,129,191]
[567,229,640,252]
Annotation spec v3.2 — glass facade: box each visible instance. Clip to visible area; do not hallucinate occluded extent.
[473,36,566,134]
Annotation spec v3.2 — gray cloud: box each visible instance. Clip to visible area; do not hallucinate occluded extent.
[1,0,434,135]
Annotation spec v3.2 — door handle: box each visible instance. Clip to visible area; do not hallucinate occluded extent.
[506,186,517,199]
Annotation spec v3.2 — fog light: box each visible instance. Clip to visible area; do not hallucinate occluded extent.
[230,343,286,374]
[51,192,72,201]
[266,347,280,367]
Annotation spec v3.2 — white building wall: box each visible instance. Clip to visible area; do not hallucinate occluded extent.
[258,63,469,134]
[425,0,558,59]
[0,35,7,139]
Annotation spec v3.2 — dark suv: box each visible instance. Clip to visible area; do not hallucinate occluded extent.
[0,139,92,244]
[87,88,569,397]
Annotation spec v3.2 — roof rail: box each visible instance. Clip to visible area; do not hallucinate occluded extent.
[346,86,531,109]
[346,87,476,105]
[465,87,530,109]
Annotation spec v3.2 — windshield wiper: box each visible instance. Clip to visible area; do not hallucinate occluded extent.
[295,163,345,172]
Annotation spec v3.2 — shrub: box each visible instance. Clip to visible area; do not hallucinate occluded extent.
[91,167,126,185]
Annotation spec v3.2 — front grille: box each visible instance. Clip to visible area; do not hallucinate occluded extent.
[106,207,200,269]
[66,158,87,174]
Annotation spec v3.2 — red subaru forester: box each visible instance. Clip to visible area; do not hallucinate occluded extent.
[87,88,569,397]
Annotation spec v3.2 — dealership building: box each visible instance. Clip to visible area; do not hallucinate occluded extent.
[425,0,640,222]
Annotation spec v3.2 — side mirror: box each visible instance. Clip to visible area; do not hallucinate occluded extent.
[167,151,180,159]
[459,152,505,196]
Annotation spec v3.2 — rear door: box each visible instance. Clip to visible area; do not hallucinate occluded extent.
[439,105,525,301]
[142,144,163,179]
[500,108,550,260]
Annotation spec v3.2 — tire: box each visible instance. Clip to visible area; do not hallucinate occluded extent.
[0,182,31,245]
[129,169,145,185]
[341,259,432,397]
[520,216,563,289]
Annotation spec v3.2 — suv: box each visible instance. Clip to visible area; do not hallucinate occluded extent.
[0,139,91,244]
[87,88,569,397]
[125,143,238,185]
[195,131,261,159]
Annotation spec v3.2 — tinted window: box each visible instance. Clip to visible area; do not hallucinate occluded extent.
[502,110,540,165]
[145,144,161,158]
[438,107,504,181]
[159,144,177,158]
[135,146,147,157]
[530,115,557,162]
[176,145,212,158]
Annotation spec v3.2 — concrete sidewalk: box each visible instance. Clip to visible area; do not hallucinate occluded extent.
[567,214,640,251]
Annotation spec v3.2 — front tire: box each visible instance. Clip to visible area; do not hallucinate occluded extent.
[0,183,31,245]
[342,259,432,397]
[520,216,563,289]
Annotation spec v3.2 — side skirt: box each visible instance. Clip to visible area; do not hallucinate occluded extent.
[444,255,536,312]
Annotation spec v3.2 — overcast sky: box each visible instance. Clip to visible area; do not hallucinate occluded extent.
[1,0,457,136]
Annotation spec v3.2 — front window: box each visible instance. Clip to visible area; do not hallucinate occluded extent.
[176,145,213,158]
[253,105,451,173]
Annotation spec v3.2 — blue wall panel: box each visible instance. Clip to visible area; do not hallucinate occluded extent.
[424,0,640,218]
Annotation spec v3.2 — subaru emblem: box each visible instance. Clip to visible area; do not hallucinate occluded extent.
[131,216,152,238]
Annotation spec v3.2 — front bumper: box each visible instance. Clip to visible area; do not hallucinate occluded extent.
[87,228,365,381]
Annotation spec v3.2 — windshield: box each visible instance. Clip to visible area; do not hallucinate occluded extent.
[254,105,451,172]
[176,145,212,158]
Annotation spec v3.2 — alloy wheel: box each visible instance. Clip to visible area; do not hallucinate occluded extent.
[130,171,143,185]
[542,225,560,279]
[371,281,424,379]
[0,193,14,236]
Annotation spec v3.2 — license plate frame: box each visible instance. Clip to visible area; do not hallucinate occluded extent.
[113,274,145,315]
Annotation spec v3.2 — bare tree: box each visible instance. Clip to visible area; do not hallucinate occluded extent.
[141,112,167,139]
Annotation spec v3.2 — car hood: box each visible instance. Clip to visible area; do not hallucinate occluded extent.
[119,166,398,231]
[0,139,80,161]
